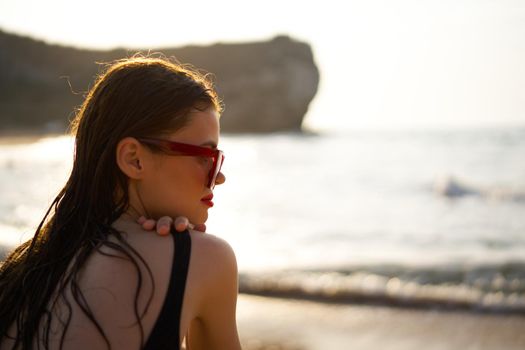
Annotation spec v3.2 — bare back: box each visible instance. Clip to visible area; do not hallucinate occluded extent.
[1,219,241,349]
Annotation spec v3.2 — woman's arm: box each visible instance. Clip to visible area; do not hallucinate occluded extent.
[187,233,242,350]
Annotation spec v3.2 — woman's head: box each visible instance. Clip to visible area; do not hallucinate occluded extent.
[117,106,226,224]
[69,56,224,225]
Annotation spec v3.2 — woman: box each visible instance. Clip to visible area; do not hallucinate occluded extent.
[0,56,242,349]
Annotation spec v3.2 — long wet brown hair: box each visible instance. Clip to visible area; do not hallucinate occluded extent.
[0,56,221,349]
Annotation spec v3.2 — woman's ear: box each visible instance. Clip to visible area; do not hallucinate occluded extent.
[116,137,146,179]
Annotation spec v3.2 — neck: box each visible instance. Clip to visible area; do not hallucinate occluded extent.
[125,180,151,219]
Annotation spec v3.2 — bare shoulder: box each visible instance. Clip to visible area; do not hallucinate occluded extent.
[189,230,235,255]
[188,230,237,275]
[185,230,238,307]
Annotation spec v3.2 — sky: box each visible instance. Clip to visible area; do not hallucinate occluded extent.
[0,0,524,131]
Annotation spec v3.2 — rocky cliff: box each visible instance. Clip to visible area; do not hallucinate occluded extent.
[0,30,319,133]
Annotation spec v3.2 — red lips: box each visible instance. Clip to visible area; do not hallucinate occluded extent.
[201,193,214,207]
[201,193,214,201]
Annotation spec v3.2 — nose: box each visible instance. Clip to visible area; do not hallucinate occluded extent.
[215,171,226,186]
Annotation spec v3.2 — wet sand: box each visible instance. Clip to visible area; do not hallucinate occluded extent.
[237,294,525,350]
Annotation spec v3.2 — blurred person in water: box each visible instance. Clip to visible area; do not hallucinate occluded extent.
[0,56,241,350]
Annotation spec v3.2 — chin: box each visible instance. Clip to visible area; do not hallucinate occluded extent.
[192,211,208,225]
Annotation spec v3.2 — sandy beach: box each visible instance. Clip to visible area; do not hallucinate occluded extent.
[237,294,525,350]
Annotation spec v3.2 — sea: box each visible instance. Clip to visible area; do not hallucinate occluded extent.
[1,126,524,314]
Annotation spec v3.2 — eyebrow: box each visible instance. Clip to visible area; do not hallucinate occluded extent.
[200,141,218,149]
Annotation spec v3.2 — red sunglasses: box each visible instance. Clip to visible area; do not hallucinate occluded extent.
[137,137,224,189]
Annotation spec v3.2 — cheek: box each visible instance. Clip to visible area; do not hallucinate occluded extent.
[172,159,209,188]
[144,159,208,216]
[155,161,198,196]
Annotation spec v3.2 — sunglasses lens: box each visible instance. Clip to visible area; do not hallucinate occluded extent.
[208,153,224,189]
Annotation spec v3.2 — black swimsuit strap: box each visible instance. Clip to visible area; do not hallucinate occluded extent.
[143,229,192,350]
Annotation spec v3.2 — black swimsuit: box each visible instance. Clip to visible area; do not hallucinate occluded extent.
[144,229,192,350]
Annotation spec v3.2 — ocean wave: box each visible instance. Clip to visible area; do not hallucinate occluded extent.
[433,175,525,202]
[239,263,525,314]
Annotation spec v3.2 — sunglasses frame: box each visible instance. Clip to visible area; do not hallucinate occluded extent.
[137,137,224,189]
